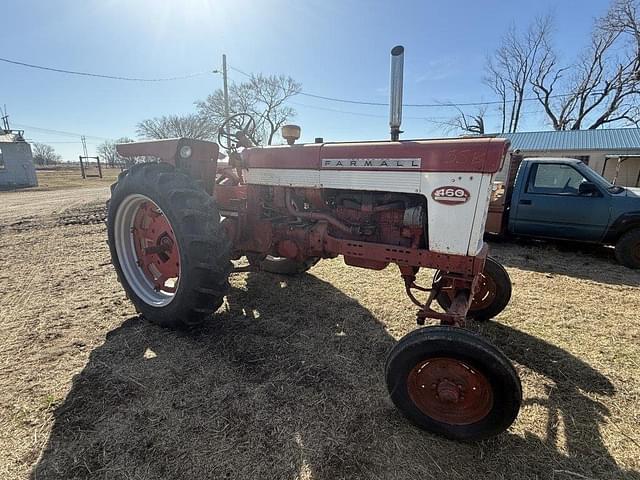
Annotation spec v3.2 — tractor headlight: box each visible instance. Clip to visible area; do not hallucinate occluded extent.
[179,145,192,159]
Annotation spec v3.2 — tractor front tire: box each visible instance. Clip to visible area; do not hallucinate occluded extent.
[248,254,320,275]
[435,257,512,322]
[386,326,521,441]
[107,163,231,329]
[615,228,640,269]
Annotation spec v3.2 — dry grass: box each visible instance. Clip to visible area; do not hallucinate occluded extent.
[29,168,120,192]
[0,188,639,479]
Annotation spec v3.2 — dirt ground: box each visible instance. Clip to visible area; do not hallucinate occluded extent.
[0,169,118,226]
[0,180,639,480]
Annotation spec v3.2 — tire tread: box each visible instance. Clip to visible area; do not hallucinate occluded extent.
[107,162,231,329]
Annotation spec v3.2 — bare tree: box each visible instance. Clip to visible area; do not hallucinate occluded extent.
[97,137,135,167]
[31,143,61,166]
[484,16,552,133]
[528,29,571,130]
[196,74,301,145]
[136,114,213,140]
[437,105,488,135]
[531,0,640,130]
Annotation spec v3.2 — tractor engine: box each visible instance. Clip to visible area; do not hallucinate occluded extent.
[247,185,427,269]
[325,189,426,248]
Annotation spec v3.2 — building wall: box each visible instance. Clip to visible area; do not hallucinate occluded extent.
[0,142,38,187]
[496,149,640,187]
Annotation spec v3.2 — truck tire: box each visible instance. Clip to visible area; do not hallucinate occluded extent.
[108,162,232,329]
[615,228,640,269]
[386,326,521,441]
[247,254,320,275]
[434,257,512,322]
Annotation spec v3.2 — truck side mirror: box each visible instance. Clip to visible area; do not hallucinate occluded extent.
[578,181,599,196]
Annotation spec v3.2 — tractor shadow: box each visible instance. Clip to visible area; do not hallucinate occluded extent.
[487,239,640,286]
[32,272,636,479]
[479,322,632,479]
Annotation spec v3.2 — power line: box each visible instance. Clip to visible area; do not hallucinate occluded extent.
[291,100,547,122]
[0,57,212,82]
[229,65,572,108]
[3,55,577,109]
[25,140,97,144]
[2,56,562,136]
[12,123,109,141]
[297,91,572,108]
[291,101,396,119]
[43,140,98,144]
[302,88,575,108]
[227,65,252,78]
[230,65,396,106]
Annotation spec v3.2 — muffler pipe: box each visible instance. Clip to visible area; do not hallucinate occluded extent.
[389,45,404,141]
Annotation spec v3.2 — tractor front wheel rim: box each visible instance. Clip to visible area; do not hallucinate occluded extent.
[114,194,180,306]
[407,357,493,425]
[470,273,498,310]
[440,271,498,312]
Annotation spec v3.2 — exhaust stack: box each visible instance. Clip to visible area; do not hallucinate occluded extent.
[389,45,404,141]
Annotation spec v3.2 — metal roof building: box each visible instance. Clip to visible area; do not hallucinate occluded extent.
[500,128,640,152]
[0,130,38,188]
[496,128,640,187]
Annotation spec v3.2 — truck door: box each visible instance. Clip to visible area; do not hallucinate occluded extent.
[511,162,611,242]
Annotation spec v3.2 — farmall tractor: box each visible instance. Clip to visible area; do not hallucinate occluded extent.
[107,47,521,441]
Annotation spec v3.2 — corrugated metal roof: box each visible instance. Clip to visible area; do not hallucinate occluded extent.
[498,128,640,152]
[0,132,25,143]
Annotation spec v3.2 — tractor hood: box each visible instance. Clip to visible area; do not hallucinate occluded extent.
[243,137,510,174]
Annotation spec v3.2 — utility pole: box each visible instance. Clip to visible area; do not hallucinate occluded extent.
[222,54,230,149]
[1,105,10,132]
[80,136,88,177]
[81,135,88,158]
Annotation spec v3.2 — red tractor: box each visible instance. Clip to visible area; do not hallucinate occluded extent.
[107,47,520,441]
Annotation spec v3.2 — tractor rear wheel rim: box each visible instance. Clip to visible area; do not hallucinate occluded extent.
[407,357,493,425]
[114,194,180,306]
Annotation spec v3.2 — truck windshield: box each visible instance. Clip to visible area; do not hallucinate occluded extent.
[583,166,625,193]
[528,162,626,195]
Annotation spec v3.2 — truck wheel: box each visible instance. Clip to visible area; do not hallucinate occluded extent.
[615,228,640,269]
[386,326,521,441]
[107,163,232,329]
[434,257,512,322]
[247,254,320,275]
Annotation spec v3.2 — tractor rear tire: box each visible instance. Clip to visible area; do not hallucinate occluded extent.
[107,162,232,329]
[434,257,512,322]
[615,228,640,269]
[386,326,521,441]
[248,254,320,275]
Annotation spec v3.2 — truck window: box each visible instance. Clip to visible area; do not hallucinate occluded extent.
[526,163,588,195]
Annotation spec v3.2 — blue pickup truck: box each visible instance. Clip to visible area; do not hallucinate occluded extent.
[486,157,640,269]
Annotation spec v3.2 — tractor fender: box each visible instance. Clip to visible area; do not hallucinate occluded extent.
[116,138,220,194]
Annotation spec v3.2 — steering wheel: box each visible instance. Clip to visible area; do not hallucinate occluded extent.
[218,113,258,149]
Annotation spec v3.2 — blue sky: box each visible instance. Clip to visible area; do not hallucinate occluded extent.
[0,0,610,160]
